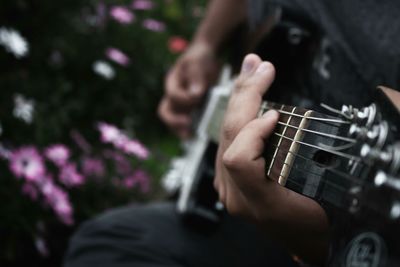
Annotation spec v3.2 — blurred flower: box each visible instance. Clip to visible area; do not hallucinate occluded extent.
[168,36,188,53]
[9,146,45,182]
[123,169,150,193]
[122,140,150,159]
[131,0,154,10]
[142,19,165,32]
[44,144,70,167]
[93,60,115,80]
[34,236,49,257]
[105,47,130,66]
[41,178,74,225]
[22,182,39,201]
[70,130,91,154]
[0,27,29,58]
[13,93,35,124]
[0,121,2,137]
[98,122,123,144]
[0,143,11,159]
[59,163,84,187]
[110,6,135,24]
[82,157,105,178]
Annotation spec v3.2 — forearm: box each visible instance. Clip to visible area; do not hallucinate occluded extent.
[192,0,247,50]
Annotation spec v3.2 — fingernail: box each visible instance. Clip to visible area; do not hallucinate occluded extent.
[241,56,255,74]
[256,62,272,74]
[262,110,279,119]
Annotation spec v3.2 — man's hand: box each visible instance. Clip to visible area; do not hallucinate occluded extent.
[214,54,329,264]
[158,42,219,138]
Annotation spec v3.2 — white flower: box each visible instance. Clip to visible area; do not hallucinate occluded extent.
[13,94,35,124]
[0,27,29,58]
[93,60,115,80]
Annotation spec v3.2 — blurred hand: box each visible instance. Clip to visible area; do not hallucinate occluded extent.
[158,42,220,138]
[214,54,329,263]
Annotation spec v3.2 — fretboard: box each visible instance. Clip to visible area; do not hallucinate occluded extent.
[206,95,352,206]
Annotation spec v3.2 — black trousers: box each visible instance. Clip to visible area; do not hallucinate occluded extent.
[64,202,298,267]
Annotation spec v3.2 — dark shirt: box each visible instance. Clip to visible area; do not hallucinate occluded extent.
[248,0,400,109]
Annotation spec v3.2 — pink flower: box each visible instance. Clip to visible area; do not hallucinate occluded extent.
[168,36,188,53]
[22,182,39,201]
[142,19,165,32]
[131,0,154,10]
[9,146,45,182]
[44,144,70,167]
[38,176,74,225]
[105,47,131,66]
[122,169,150,193]
[122,140,150,159]
[97,122,123,144]
[110,6,135,24]
[82,157,105,178]
[59,163,84,187]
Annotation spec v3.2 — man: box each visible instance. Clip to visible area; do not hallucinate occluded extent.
[65,0,400,266]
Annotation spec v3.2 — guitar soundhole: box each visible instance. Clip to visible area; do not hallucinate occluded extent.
[312,150,338,168]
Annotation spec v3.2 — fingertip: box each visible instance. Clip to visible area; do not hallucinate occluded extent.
[255,61,275,74]
[241,54,261,74]
[262,109,279,121]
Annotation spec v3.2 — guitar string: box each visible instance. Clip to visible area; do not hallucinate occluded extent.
[265,144,360,191]
[273,132,361,162]
[276,121,356,143]
[260,107,351,125]
[265,145,388,217]
[267,142,369,188]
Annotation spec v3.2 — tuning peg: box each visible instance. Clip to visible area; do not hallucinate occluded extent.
[350,121,388,149]
[341,103,377,127]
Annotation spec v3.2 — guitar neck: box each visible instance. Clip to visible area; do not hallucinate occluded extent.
[206,95,353,206]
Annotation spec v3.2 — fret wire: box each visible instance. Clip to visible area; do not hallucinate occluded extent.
[274,132,361,162]
[268,143,368,188]
[260,106,350,124]
[267,105,295,176]
[276,121,356,143]
[266,145,389,218]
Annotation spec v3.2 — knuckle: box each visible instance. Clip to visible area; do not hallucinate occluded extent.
[222,150,241,170]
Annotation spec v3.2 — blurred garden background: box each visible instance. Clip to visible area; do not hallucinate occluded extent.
[0,0,205,266]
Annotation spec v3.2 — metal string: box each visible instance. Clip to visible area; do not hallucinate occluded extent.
[276,121,356,143]
[265,144,388,217]
[261,106,351,124]
[273,132,361,162]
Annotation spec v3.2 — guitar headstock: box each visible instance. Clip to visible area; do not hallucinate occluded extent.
[323,87,400,267]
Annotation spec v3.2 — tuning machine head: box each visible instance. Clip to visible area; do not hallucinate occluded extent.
[362,142,400,175]
[349,121,389,149]
[341,103,377,127]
